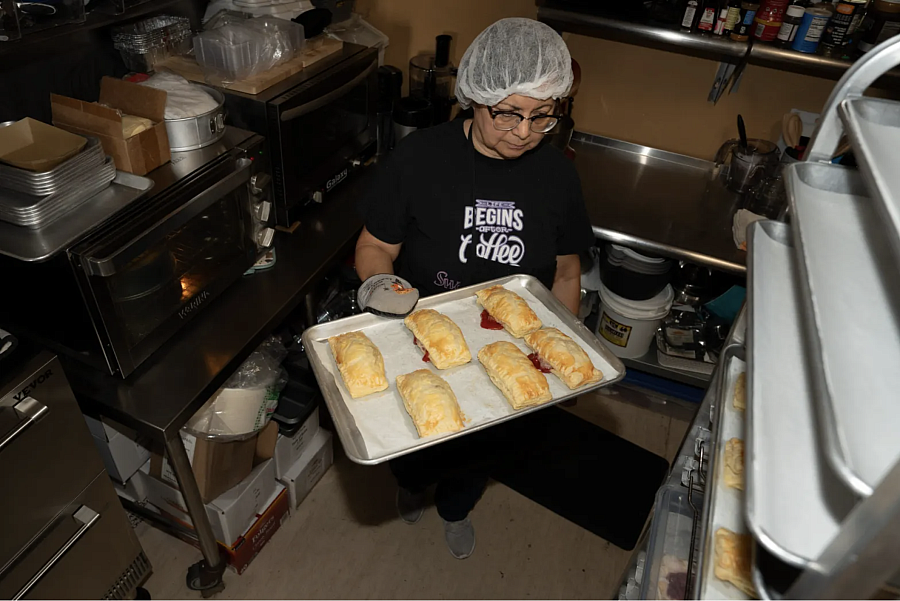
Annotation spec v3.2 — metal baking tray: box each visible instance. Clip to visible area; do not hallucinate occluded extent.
[302,274,626,465]
[0,171,154,262]
[0,137,105,195]
[745,220,856,569]
[0,158,116,227]
[695,343,752,600]
[0,156,115,217]
[786,161,900,496]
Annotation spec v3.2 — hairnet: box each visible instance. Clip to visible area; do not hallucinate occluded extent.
[455,18,573,109]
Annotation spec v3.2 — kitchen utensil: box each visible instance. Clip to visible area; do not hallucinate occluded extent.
[714,137,780,193]
[745,172,788,219]
[737,114,749,149]
[782,112,803,148]
[409,35,457,125]
[163,85,226,151]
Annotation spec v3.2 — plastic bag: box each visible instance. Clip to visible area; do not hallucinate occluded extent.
[184,336,288,440]
[193,15,304,84]
[139,71,220,119]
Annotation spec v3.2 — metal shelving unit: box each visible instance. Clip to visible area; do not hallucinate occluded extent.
[621,35,900,600]
[537,4,900,90]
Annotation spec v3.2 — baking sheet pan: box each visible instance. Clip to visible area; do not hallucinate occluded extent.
[696,343,751,600]
[786,161,900,496]
[302,274,626,465]
[745,220,856,568]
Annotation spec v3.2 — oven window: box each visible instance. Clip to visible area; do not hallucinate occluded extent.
[104,196,249,348]
[288,80,370,173]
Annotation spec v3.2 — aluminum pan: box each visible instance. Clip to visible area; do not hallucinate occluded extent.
[301,274,626,465]
[0,138,104,187]
[745,220,856,568]
[696,343,753,600]
[786,161,900,497]
[0,171,154,262]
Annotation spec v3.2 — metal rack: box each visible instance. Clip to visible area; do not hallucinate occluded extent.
[622,35,900,600]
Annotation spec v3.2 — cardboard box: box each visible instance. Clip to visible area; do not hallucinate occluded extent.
[84,414,152,483]
[279,429,333,510]
[112,459,151,504]
[163,487,291,575]
[273,407,320,480]
[146,459,277,546]
[0,118,87,171]
[151,421,278,504]
[51,77,170,175]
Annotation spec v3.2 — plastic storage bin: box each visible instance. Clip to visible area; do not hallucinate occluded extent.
[641,485,702,600]
[597,280,674,359]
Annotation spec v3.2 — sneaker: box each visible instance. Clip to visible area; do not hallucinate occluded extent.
[443,518,476,559]
[396,487,426,524]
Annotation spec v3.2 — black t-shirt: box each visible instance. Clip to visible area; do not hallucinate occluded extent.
[360,120,594,296]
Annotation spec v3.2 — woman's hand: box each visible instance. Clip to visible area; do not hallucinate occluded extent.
[355,227,403,280]
[551,254,582,315]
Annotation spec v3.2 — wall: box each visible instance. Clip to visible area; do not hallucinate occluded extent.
[358,0,838,159]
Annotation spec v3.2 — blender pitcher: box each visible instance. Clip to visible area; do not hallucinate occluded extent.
[714,139,780,194]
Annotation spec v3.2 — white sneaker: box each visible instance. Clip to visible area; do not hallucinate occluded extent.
[443,518,475,559]
[396,488,425,524]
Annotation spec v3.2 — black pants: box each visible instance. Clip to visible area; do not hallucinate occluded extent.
[388,413,548,522]
[388,425,506,522]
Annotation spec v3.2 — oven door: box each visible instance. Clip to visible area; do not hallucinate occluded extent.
[70,155,258,377]
[271,46,378,225]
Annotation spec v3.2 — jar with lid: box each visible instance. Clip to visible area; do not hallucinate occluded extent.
[753,0,790,40]
[858,0,900,52]
[777,4,807,44]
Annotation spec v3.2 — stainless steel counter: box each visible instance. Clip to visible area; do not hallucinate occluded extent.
[66,170,369,442]
[573,132,747,275]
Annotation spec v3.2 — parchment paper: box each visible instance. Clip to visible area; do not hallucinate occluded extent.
[308,281,622,459]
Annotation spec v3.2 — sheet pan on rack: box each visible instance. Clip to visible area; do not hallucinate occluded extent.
[302,275,626,465]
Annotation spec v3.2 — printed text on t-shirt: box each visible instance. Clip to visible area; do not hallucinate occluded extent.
[458,199,525,266]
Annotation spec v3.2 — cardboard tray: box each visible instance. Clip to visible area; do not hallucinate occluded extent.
[0,118,87,172]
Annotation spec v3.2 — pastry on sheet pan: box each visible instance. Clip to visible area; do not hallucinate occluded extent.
[403,309,472,369]
[474,285,542,338]
[724,438,744,491]
[396,369,465,438]
[327,331,389,399]
[734,372,747,411]
[524,327,603,389]
[714,528,756,597]
[477,341,552,410]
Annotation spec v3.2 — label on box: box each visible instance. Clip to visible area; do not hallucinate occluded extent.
[161,432,197,487]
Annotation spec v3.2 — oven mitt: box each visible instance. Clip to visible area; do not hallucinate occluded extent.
[357,275,419,318]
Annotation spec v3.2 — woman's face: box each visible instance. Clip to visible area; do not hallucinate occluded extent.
[472,94,557,160]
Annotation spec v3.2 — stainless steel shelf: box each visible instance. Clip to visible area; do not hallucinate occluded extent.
[621,346,712,389]
[538,6,747,63]
[539,5,900,89]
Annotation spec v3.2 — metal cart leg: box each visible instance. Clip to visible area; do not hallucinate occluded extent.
[164,435,226,597]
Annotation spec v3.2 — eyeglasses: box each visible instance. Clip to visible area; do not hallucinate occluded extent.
[487,106,561,133]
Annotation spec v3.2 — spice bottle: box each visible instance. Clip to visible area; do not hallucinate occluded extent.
[777,4,807,44]
[753,0,790,39]
[731,1,762,39]
[723,0,744,33]
[698,0,721,31]
[858,0,900,52]
[715,0,732,32]
[682,0,701,29]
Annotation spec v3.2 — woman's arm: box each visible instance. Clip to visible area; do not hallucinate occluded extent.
[552,254,582,315]
[355,227,403,280]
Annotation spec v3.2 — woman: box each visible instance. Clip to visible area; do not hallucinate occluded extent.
[355,17,594,559]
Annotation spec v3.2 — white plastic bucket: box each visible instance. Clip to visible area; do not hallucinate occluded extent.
[596,280,674,359]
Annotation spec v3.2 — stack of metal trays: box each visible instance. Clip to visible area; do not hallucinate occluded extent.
[0,137,104,195]
[0,152,117,229]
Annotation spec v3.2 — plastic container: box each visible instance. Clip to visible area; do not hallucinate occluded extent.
[599,244,673,301]
[641,485,702,600]
[324,14,388,65]
[597,280,674,359]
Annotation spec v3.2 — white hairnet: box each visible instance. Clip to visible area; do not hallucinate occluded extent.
[455,18,573,109]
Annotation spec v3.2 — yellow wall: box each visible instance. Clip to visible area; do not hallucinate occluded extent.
[357,0,838,159]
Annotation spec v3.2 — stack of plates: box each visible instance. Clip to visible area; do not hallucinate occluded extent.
[0,151,117,229]
[606,244,672,275]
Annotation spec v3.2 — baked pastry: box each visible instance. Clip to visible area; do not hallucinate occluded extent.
[327,331,389,399]
[524,327,603,389]
[404,309,471,370]
[475,285,542,338]
[734,372,747,411]
[714,528,756,597]
[478,341,552,409]
[396,369,465,438]
[724,438,744,491]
